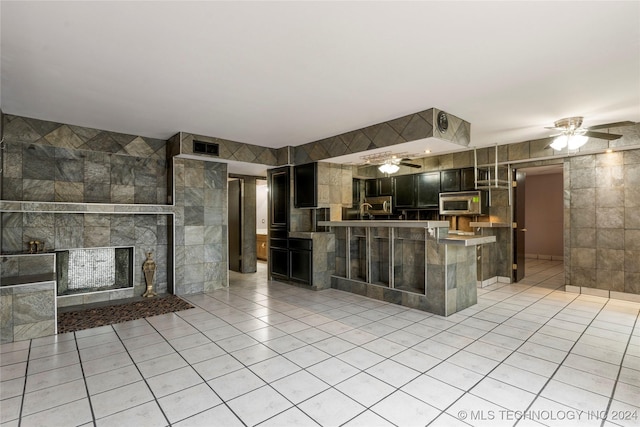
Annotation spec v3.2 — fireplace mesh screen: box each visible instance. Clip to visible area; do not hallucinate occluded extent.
[68,248,116,290]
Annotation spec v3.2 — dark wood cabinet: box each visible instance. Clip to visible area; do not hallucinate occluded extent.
[440,169,461,192]
[461,167,477,191]
[416,172,440,208]
[289,238,312,285]
[294,162,317,208]
[352,178,361,207]
[269,167,289,228]
[364,179,378,197]
[393,174,415,208]
[378,177,393,196]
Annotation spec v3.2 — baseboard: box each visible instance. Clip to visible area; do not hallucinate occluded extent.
[525,253,564,261]
[564,286,640,303]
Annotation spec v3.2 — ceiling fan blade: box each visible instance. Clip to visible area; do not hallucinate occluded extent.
[400,162,422,168]
[583,131,622,140]
[587,121,636,130]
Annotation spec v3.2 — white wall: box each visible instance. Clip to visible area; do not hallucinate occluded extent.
[256,179,268,234]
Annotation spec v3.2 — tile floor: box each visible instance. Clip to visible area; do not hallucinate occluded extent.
[1,260,639,427]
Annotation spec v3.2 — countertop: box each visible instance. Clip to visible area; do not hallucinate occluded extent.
[318,220,449,228]
[438,235,497,246]
[470,222,510,228]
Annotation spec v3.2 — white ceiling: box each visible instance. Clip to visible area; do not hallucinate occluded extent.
[2,1,639,170]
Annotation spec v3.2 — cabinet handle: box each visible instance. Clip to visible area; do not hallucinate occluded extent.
[261,243,266,248]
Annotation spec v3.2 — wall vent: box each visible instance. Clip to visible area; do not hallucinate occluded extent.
[193,140,219,156]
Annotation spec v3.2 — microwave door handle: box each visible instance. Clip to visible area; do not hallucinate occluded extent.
[383,201,388,212]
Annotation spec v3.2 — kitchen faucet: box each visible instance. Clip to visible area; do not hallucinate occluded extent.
[359,202,373,219]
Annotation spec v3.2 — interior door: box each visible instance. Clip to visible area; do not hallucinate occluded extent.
[228,179,242,272]
[513,170,526,282]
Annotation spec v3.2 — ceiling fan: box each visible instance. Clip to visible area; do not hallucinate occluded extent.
[362,152,422,174]
[545,117,632,151]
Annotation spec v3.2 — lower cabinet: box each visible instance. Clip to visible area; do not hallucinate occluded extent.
[289,238,313,285]
[269,237,313,285]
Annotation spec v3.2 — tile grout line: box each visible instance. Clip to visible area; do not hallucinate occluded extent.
[425,283,582,425]
[598,306,640,427]
[512,297,614,427]
[74,331,99,426]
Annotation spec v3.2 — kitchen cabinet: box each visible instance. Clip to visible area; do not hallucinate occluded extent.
[461,167,477,191]
[294,162,317,208]
[269,231,289,279]
[269,237,312,285]
[365,179,378,197]
[289,238,313,285]
[269,167,289,228]
[416,172,440,208]
[352,178,361,207]
[378,177,393,196]
[440,169,461,192]
[393,174,415,208]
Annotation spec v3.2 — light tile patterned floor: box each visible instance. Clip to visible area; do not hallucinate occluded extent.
[1,260,639,426]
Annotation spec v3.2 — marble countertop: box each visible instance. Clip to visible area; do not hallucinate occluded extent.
[470,222,510,228]
[438,235,497,246]
[318,220,449,228]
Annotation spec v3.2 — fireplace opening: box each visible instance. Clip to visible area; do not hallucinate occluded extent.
[56,247,134,296]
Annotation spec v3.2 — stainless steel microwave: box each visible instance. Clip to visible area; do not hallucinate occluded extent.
[364,196,393,215]
[439,191,487,216]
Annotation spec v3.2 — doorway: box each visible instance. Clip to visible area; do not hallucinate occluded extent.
[514,164,564,288]
[228,178,242,272]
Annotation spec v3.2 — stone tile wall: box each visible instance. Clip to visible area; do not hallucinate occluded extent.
[0,211,168,297]
[1,115,168,204]
[171,158,228,294]
[566,150,640,294]
[1,282,56,343]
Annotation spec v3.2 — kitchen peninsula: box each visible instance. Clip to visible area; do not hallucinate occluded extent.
[318,220,495,316]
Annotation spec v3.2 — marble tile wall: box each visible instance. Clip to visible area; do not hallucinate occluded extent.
[567,150,640,294]
[1,281,56,344]
[293,108,470,164]
[0,212,168,296]
[171,158,228,295]
[1,115,168,204]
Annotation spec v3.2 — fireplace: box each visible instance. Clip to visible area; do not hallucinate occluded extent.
[56,247,134,296]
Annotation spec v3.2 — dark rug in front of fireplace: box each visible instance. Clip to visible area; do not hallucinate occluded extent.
[57,295,194,334]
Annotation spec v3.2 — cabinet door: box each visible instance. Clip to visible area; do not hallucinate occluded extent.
[290,250,312,284]
[352,178,361,207]
[440,169,461,192]
[270,247,289,278]
[393,174,415,208]
[294,163,317,208]
[365,179,378,197]
[378,177,393,196]
[269,167,289,228]
[460,167,476,191]
[416,172,440,208]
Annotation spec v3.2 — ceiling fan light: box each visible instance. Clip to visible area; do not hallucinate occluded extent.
[567,134,588,150]
[550,135,568,150]
[378,163,399,174]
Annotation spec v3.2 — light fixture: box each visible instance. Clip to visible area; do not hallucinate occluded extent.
[550,134,589,151]
[378,162,400,174]
[549,117,589,151]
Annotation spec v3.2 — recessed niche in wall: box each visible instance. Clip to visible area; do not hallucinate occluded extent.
[56,246,134,296]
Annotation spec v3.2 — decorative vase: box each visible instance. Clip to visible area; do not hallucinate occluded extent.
[142,252,158,297]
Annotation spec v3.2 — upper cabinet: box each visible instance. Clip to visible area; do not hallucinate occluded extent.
[378,177,393,196]
[460,167,477,191]
[440,169,461,192]
[393,174,415,208]
[416,172,440,208]
[294,163,317,208]
[365,179,378,197]
[269,167,289,228]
